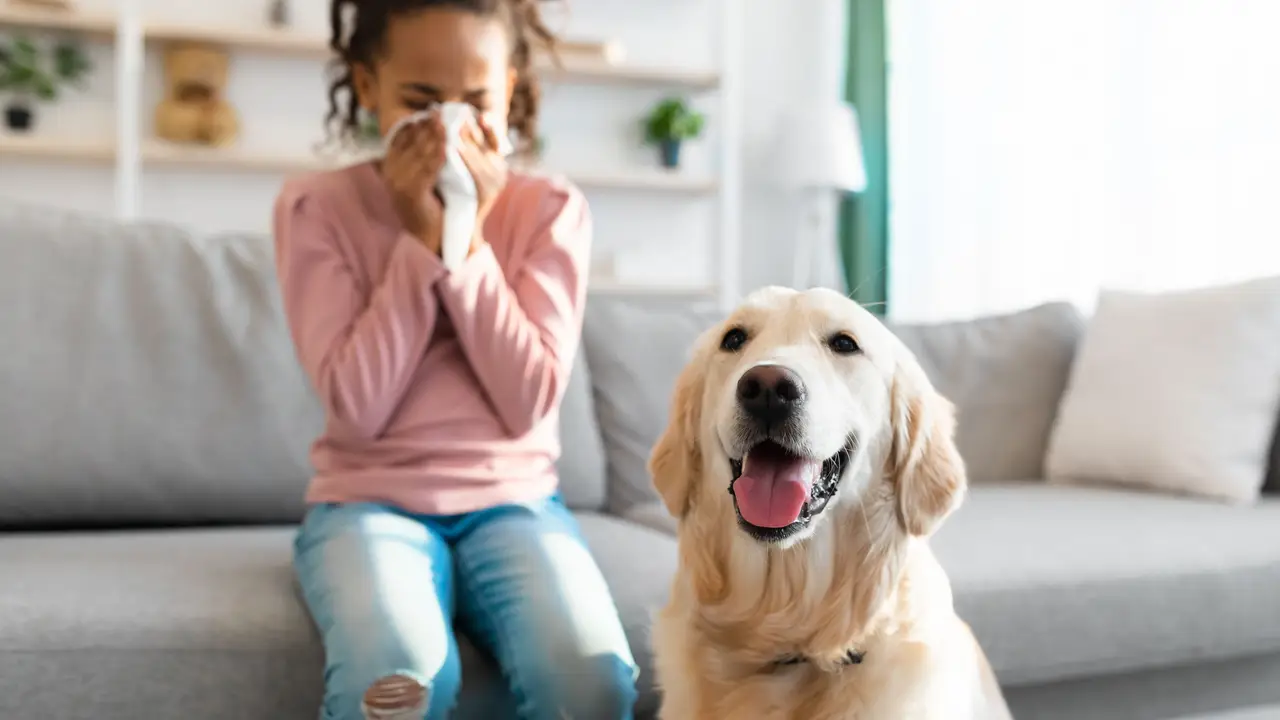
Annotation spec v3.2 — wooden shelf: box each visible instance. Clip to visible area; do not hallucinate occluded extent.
[549,38,627,66]
[143,21,330,57]
[0,132,113,163]
[0,6,716,88]
[546,167,717,194]
[537,59,720,90]
[0,3,114,36]
[0,135,716,193]
[141,140,716,192]
[142,23,627,66]
[141,140,347,174]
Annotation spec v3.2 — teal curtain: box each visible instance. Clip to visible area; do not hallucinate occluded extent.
[839,0,889,314]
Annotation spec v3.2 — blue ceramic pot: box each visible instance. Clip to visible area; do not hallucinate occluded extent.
[5,104,32,132]
[660,139,682,169]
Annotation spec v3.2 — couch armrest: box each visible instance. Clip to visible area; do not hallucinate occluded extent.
[621,502,678,536]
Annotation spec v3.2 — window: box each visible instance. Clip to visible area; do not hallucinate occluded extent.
[887,0,1280,322]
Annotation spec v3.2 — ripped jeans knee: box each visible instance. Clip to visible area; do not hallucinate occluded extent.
[323,662,460,720]
[361,674,428,720]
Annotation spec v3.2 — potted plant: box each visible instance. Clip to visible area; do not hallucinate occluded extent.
[0,36,92,133]
[267,0,291,29]
[643,97,705,169]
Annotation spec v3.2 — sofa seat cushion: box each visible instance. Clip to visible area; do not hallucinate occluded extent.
[0,513,676,720]
[933,484,1280,686]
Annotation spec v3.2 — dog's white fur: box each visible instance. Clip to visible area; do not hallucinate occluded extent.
[647,287,1012,720]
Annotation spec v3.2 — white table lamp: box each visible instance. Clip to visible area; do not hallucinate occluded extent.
[772,102,867,289]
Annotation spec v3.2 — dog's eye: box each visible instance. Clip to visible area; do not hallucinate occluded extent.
[828,332,860,355]
[720,327,748,352]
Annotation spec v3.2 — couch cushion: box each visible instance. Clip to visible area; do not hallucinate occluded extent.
[1266,425,1280,494]
[889,302,1084,483]
[0,199,608,525]
[932,483,1280,686]
[1044,276,1280,504]
[555,355,608,510]
[1006,654,1280,720]
[0,200,322,528]
[622,501,679,536]
[583,296,1085,507]
[582,297,726,515]
[0,513,675,720]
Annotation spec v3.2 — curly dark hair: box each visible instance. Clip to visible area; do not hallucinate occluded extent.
[326,0,557,150]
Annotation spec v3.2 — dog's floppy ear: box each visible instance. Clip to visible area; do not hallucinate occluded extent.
[647,356,708,519]
[887,359,967,537]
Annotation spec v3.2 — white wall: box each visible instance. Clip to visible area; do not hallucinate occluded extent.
[739,0,850,292]
[0,0,846,294]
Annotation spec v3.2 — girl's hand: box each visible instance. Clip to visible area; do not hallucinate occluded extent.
[457,116,509,256]
[383,116,447,254]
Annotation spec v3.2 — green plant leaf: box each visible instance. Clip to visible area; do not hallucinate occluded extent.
[13,37,39,66]
[53,42,92,83]
[34,76,57,101]
[642,96,706,144]
[0,37,91,103]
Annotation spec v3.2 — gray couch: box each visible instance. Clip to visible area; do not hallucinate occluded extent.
[1,198,1278,720]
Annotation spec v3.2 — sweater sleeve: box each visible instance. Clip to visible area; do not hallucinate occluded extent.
[273,186,446,441]
[435,182,591,437]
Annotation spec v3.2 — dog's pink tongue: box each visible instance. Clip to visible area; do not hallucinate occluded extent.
[734,447,819,528]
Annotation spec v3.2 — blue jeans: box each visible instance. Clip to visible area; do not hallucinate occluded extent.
[293,495,638,720]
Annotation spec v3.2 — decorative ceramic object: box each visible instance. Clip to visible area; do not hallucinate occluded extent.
[153,43,239,146]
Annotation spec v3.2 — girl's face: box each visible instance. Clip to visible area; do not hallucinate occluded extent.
[354,7,517,141]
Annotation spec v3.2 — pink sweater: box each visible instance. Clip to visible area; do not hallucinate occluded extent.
[272,161,591,516]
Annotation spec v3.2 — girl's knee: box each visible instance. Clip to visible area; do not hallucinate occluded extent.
[521,653,638,720]
[326,660,462,720]
[423,655,464,718]
[362,674,427,719]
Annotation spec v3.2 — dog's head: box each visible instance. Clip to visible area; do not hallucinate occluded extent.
[649,287,966,549]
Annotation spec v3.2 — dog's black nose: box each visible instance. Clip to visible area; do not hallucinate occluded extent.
[737,365,806,424]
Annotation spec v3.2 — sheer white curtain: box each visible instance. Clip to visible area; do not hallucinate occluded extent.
[887,0,1280,323]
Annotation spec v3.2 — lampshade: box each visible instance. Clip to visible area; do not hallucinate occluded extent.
[772,102,867,193]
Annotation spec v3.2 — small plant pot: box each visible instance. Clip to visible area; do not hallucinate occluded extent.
[268,0,291,28]
[659,139,682,169]
[5,103,34,132]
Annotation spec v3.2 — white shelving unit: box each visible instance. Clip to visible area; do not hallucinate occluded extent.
[0,0,741,303]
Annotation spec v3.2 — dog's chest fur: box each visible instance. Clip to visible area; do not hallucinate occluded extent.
[653,533,978,720]
[656,613,975,720]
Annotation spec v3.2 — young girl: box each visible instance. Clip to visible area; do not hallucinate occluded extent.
[272,1,638,718]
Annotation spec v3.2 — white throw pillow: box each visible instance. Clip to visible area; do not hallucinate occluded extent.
[1045,275,1280,504]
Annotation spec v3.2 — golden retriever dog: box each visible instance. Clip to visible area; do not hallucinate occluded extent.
[647,287,1011,720]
